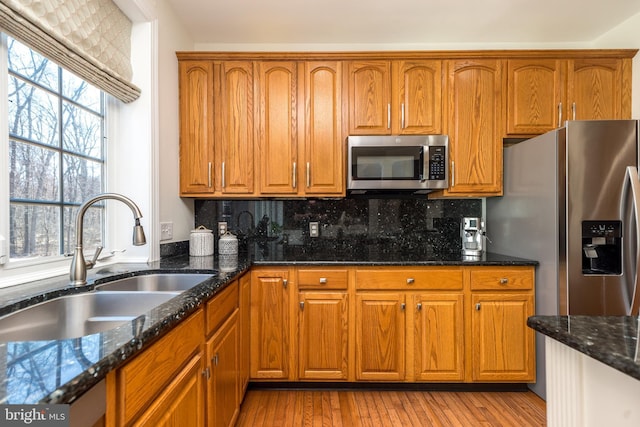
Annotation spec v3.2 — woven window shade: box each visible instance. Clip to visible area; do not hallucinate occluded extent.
[0,0,140,103]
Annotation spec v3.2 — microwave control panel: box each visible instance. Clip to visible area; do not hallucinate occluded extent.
[428,146,446,180]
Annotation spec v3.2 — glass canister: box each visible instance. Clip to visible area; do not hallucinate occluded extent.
[189,225,214,256]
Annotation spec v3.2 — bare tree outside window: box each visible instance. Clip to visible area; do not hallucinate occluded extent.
[7,36,105,261]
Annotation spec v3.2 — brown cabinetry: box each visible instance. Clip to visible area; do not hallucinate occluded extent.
[179,61,215,195]
[469,267,535,382]
[250,268,292,379]
[238,273,251,398]
[442,59,503,197]
[506,57,632,136]
[347,60,442,135]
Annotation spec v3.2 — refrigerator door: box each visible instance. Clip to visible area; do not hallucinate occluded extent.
[565,120,639,315]
[621,166,640,315]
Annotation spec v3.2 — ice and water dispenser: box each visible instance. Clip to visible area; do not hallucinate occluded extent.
[582,220,622,275]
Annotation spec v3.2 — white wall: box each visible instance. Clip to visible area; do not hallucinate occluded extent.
[591,11,640,118]
[156,0,195,246]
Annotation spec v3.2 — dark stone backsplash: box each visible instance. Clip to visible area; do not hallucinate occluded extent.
[191,198,482,257]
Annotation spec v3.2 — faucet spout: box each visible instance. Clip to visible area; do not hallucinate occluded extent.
[70,193,146,286]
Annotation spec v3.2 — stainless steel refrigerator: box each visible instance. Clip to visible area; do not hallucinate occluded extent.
[486,119,640,399]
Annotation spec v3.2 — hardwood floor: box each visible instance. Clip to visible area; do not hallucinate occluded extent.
[236,389,546,426]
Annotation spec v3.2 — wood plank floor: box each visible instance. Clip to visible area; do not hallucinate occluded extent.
[236,389,546,427]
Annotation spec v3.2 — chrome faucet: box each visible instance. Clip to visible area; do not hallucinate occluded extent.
[70,193,146,286]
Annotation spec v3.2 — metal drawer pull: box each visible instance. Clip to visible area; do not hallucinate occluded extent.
[319,277,327,284]
[475,303,481,311]
[499,278,509,285]
[300,301,304,310]
[283,279,288,288]
[406,278,415,284]
[401,303,406,310]
[417,303,422,311]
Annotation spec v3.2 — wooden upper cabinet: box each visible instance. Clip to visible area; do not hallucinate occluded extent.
[393,60,442,134]
[301,61,344,195]
[179,61,215,195]
[347,60,442,135]
[215,61,255,195]
[443,59,503,197]
[256,61,298,195]
[506,59,565,136]
[567,58,631,121]
[347,61,391,135]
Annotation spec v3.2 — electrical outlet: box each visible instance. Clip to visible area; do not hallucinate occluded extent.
[218,221,228,236]
[160,222,173,241]
[309,222,319,238]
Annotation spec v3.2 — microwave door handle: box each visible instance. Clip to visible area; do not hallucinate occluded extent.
[620,166,640,315]
[422,146,429,181]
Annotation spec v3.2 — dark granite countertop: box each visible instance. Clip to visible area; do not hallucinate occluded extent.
[0,247,535,405]
[528,315,640,381]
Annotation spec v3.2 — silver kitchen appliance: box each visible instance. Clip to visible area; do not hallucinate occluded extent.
[486,119,640,399]
[461,217,485,258]
[347,135,448,194]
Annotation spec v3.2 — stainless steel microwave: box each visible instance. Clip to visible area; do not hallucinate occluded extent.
[347,135,449,194]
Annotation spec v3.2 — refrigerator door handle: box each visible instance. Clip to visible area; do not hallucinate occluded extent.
[620,166,640,315]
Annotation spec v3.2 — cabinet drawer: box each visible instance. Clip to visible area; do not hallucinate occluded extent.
[206,280,239,335]
[115,309,204,424]
[355,268,463,290]
[298,269,348,289]
[470,267,533,290]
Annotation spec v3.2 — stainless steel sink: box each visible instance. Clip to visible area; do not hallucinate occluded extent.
[0,291,179,342]
[94,273,214,293]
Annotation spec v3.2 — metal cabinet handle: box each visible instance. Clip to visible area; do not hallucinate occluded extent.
[499,278,509,285]
[319,277,327,284]
[451,161,455,187]
[572,102,576,120]
[417,302,422,311]
[387,104,391,129]
[406,278,415,285]
[475,303,481,311]
[401,103,405,129]
[401,303,406,310]
[557,102,563,127]
[300,301,304,310]
[292,162,297,189]
[212,354,219,366]
[207,162,212,188]
[283,279,288,288]
[221,161,225,188]
[202,367,211,379]
[306,162,310,188]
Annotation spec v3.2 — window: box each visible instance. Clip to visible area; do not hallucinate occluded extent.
[6,35,106,263]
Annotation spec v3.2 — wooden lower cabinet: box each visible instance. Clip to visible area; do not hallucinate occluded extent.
[298,291,349,380]
[355,292,406,381]
[412,292,464,381]
[207,311,239,427]
[238,273,251,397]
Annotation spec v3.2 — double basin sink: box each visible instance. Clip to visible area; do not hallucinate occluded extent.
[0,273,215,342]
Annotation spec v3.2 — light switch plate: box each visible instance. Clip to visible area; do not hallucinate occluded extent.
[309,222,319,238]
[218,222,228,236]
[160,222,173,241]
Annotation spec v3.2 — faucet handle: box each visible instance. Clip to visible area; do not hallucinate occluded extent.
[87,246,103,268]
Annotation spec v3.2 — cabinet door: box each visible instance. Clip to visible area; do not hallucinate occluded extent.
[347,61,391,135]
[393,60,442,134]
[131,353,205,427]
[302,61,344,195]
[238,273,251,399]
[471,293,535,382]
[413,293,464,381]
[506,59,565,135]
[216,61,254,194]
[567,58,631,121]
[355,292,405,381]
[444,59,503,196]
[207,311,239,427]
[298,291,348,380]
[257,61,298,194]
[250,268,291,379]
[179,61,214,195]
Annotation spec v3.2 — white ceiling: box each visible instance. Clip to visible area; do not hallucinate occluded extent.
[166,0,640,47]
